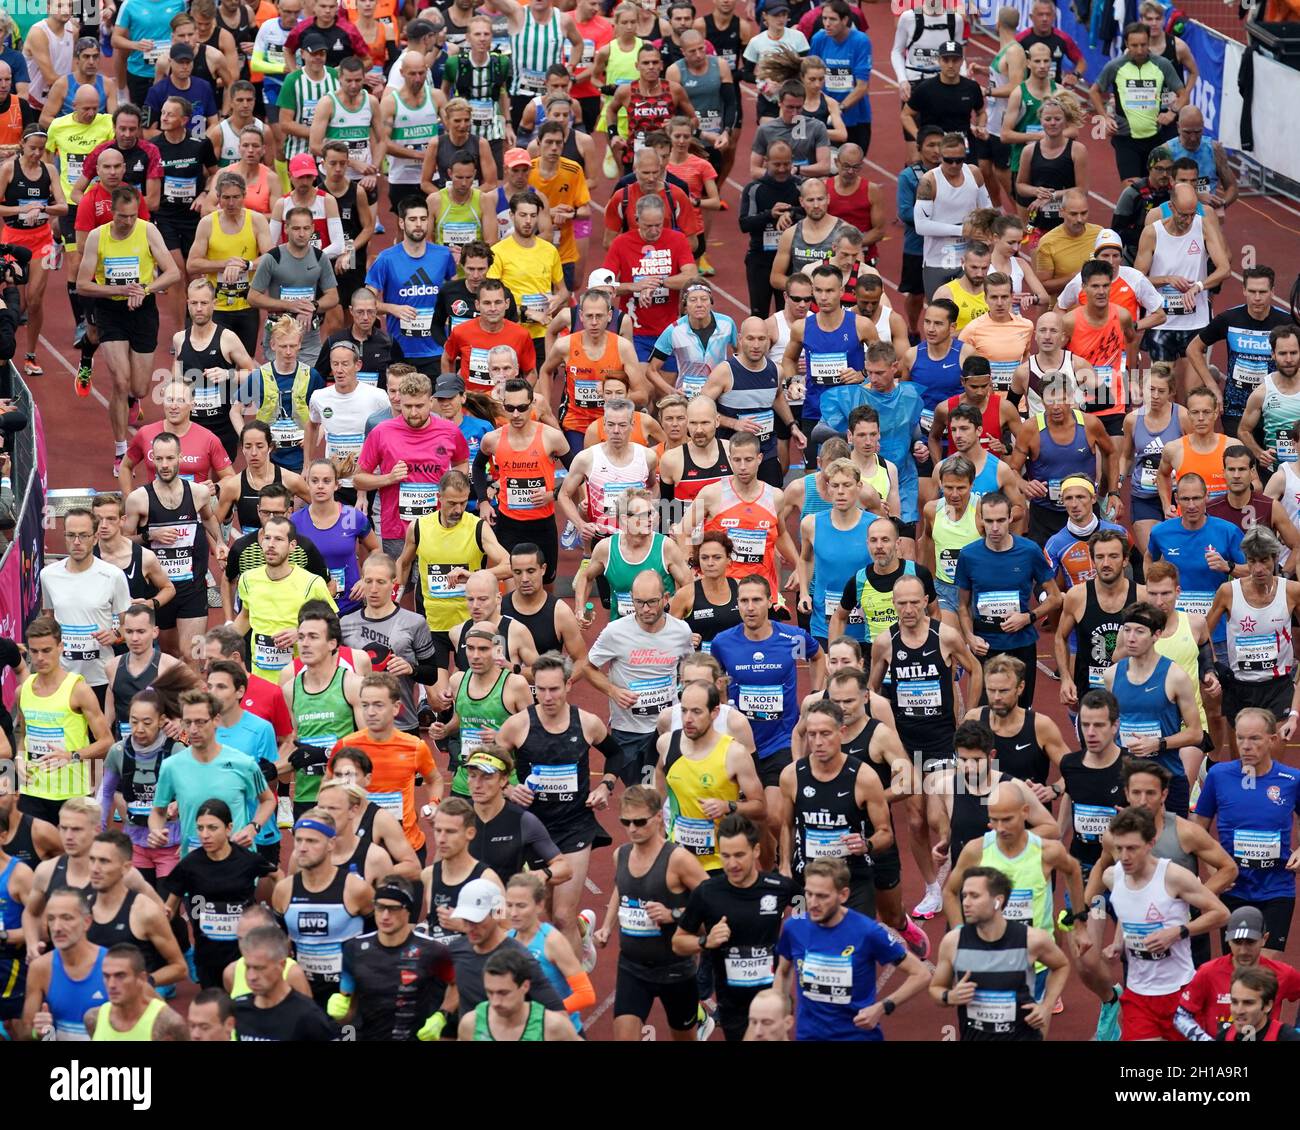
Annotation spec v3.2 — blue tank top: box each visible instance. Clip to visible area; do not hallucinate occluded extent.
[1165,138,1218,195]
[48,945,108,1039]
[1131,407,1183,498]
[61,73,108,116]
[811,509,869,641]
[908,339,965,434]
[971,452,1002,500]
[800,471,832,523]
[509,922,582,1031]
[1114,655,1183,776]
[801,310,865,418]
[1026,410,1092,512]
[285,869,364,993]
[0,856,23,1007]
[719,356,779,459]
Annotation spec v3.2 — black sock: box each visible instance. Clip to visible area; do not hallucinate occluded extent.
[80,340,97,366]
[66,281,83,323]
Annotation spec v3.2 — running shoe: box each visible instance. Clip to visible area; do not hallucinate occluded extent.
[23,354,41,377]
[112,454,124,477]
[1053,997,1065,1015]
[1094,986,1122,1041]
[901,918,931,961]
[277,795,294,830]
[695,1001,716,1042]
[911,884,943,920]
[602,147,619,179]
[375,220,385,234]
[127,396,143,425]
[577,907,598,973]
[560,520,580,550]
[74,363,92,398]
[697,253,715,276]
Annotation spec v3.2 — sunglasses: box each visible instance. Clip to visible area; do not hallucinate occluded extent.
[502,402,531,413]
[788,294,813,303]
[941,155,966,165]
[619,816,652,827]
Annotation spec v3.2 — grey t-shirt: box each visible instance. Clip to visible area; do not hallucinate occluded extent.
[587,614,695,735]
[251,245,339,363]
[340,606,437,731]
[445,935,567,1013]
[1094,52,1183,137]
[752,115,831,170]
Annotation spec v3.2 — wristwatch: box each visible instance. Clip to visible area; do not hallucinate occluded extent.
[69,751,81,763]
[1178,924,1191,940]
[941,989,950,1006]
[882,999,896,1016]
[727,801,738,814]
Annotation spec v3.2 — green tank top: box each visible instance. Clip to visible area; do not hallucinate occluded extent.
[1009,79,1057,173]
[605,37,642,136]
[605,532,672,620]
[474,998,546,1040]
[92,997,166,1041]
[292,665,354,804]
[931,498,980,586]
[231,955,300,998]
[452,667,514,795]
[855,561,915,643]
[980,830,1051,968]
[435,188,484,255]
[861,457,889,504]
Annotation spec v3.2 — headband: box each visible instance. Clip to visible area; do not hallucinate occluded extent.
[374,884,417,913]
[293,817,336,838]
[1059,474,1096,497]
[466,752,509,774]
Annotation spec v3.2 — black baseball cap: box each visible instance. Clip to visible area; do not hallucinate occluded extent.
[300,29,331,52]
[939,40,963,57]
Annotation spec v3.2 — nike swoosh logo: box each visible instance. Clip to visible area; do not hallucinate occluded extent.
[1015,742,1032,750]
[837,791,851,797]
[921,649,937,657]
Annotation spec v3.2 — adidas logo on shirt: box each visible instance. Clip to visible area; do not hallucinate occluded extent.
[399,267,441,298]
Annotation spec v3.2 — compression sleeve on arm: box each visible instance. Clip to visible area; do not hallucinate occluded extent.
[563,970,597,1013]
[1197,641,1214,680]
[323,216,346,260]
[411,657,443,684]
[720,81,739,132]
[269,217,283,244]
[595,733,624,777]
[472,448,494,504]
[1173,1006,1214,1042]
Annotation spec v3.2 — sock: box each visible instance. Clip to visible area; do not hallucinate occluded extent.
[66,281,84,323]
[115,441,128,456]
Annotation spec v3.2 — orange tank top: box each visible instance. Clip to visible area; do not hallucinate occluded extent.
[1176,433,1230,505]
[1069,303,1127,418]
[563,331,623,433]
[1110,275,1139,321]
[493,422,557,520]
[594,413,649,446]
[0,96,23,148]
[244,164,272,215]
[707,479,781,597]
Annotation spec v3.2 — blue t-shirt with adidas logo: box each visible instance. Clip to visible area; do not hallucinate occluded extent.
[365,242,457,359]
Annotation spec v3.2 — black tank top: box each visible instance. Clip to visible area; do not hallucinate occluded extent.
[144,479,208,590]
[501,593,562,657]
[180,324,239,449]
[237,464,283,532]
[425,857,488,945]
[950,778,994,865]
[88,889,163,972]
[514,706,591,832]
[952,920,1040,1041]
[1058,749,1124,872]
[678,442,731,499]
[843,717,897,853]
[216,4,258,80]
[355,800,379,847]
[45,853,80,898]
[328,178,363,245]
[1024,143,1075,231]
[803,93,833,126]
[614,840,692,978]
[96,541,153,602]
[436,133,483,187]
[3,812,38,869]
[1073,579,1135,700]
[980,705,1050,785]
[110,648,162,741]
[687,578,741,646]
[886,619,955,762]
[2,156,53,231]
[562,128,582,164]
[194,28,221,90]
[702,13,742,71]
[453,614,517,672]
[341,835,370,877]
[792,755,872,883]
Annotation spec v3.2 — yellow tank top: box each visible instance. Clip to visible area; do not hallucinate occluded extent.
[665,732,738,872]
[415,511,486,632]
[861,457,889,503]
[207,209,258,312]
[20,671,90,801]
[948,276,988,332]
[94,218,155,295]
[1154,611,1208,730]
[92,997,166,1041]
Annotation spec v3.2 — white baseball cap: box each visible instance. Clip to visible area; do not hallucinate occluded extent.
[586,268,617,288]
[451,878,504,923]
[1094,228,1123,252]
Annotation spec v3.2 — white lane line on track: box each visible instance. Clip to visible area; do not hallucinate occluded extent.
[585,877,603,895]
[587,990,617,1025]
[40,334,112,412]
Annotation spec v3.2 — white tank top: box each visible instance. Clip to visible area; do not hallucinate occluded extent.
[1149,214,1209,331]
[923,165,979,271]
[388,84,440,184]
[326,91,375,180]
[24,20,74,105]
[668,700,734,734]
[1281,463,1300,530]
[1227,577,1294,682]
[1107,856,1193,996]
[873,302,893,344]
[585,441,650,531]
[219,117,265,165]
[1026,350,1081,417]
[768,310,804,406]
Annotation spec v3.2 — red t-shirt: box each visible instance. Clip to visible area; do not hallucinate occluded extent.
[1180,954,1300,1034]
[81,137,165,184]
[242,673,293,739]
[443,318,539,392]
[76,182,151,231]
[125,421,232,484]
[603,227,695,339]
[603,181,696,235]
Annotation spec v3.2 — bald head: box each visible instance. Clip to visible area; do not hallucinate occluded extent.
[1178,104,1203,129]
[1061,188,1088,212]
[988,780,1027,816]
[1171,182,1199,210]
[73,84,101,113]
[465,570,500,600]
[631,569,666,600]
[740,315,767,338]
[837,143,863,168]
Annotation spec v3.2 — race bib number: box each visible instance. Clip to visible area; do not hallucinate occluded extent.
[296,945,343,977]
[164,175,196,203]
[672,815,716,855]
[272,417,304,447]
[990,359,1018,392]
[618,899,658,936]
[368,790,404,819]
[1003,887,1033,922]
[1137,461,1159,493]
[530,763,580,798]
[1276,432,1298,463]
[1072,803,1116,840]
[505,478,546,511]
[723,946,774,987]
[895,679,942,711]
[443,221,478,247]
[253,632,292,672]
[144,39,171,64]
[1159,285,1191,316]
[400,309,434,335]
[615,591,633,617]
[968,989,1018,1027]
[1175,591,1214,617]
[920,408,935,436]
[747,410,774,440]
[1119,720,1162,750]
[738,684,782,721]
[60,623,100,663]
[398,481,440,522]
[629,674,674,717]
[975,590,1019,625]
[104,256,140,286]
[800,952,852,1004]
[1233,829,1282,869]
[520,69,546,92]
[1123,78,1158,112]
[762,226,779,252]
[200,905,241,941]
[809,352,847,386]
[1123,921,1169,960]
[65,154,84,183]
[192,383,222,413]
[803,827,847,860]
[825,70,853,93]
[1235,633,1280,673]
[573,378,601,407]
[470,98,494,126]
[728,527,766,563]
[425,562,467,599]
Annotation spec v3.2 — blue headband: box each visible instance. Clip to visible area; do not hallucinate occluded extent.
[293,817,336,838]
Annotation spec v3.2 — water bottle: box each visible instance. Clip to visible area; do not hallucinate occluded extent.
[524,772,542,798]
[560,521,580,550]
